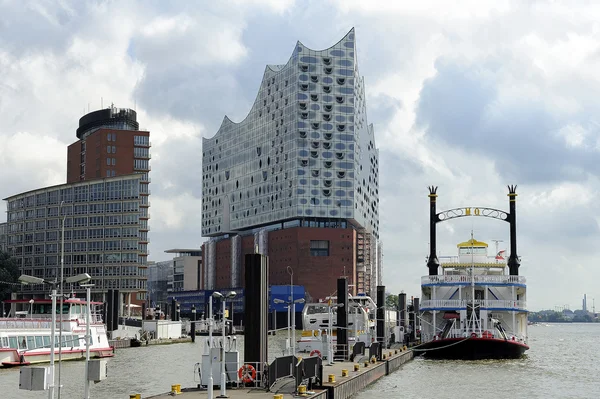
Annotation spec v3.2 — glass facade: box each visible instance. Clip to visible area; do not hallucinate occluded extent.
[4,174,147,296]
[201,28,379,239]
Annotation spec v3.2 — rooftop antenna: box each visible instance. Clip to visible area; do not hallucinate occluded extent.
[101,97,103,109]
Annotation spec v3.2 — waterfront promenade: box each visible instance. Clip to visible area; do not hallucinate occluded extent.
[147,349,413,399]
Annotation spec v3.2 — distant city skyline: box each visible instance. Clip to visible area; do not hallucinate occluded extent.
[1,1,600,310]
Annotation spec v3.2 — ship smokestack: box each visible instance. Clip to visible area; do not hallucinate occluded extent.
[507,185,520,276]
[427,186,440,275]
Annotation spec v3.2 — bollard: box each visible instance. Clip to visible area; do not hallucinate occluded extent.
[129,395,141,399]
[382,354,387,360]
[341,369,348,377]
[389,351,393,357]
[328,374,336,383]
[354,364,360,372]
[171,384,181,395]
[364,361,369,367]
[370,356,376,364]
[395,349,398,354]
[298,385,307,395]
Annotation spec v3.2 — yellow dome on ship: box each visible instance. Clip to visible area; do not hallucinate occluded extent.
[456,238,488,248]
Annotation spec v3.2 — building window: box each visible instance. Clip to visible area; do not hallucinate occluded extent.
[106,158,110,165]
[310,240,329,256]
[107,146,111,153]
[111,158,116,166]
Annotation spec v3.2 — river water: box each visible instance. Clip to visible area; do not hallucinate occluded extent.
[1,324,599,398]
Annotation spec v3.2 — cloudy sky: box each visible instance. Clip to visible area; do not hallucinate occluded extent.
[1,0,599,311]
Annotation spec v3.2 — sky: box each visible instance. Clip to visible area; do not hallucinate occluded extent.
[1,0,600,311]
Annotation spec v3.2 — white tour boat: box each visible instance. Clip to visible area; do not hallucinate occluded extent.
[417,185,529,359]
[0,298,114,367]
[297,294,377,353]
[418,236,529,359]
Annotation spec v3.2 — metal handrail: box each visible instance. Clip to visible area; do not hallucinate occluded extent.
[421,275,526,284]
[420,299,527,310]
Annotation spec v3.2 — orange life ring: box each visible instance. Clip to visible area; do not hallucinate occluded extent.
[310,349,322,358]
[471,333,477,338]
[238,364,256,383]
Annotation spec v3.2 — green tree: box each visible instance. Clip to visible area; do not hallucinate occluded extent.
[386,294,398,310]
[0,250,19,302]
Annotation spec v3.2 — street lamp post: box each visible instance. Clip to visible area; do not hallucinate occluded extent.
[215,291,236,399]
[79,282,94,399]
[287,267,294,357]
[273,298,288,354]
[208,295,214,399]
[58,201,66,399]
[18,273,91,399]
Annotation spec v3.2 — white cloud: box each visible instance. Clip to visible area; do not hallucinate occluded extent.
[1,0,599,311]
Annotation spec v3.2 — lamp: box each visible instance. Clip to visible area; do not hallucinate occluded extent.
[78,282,95,399]
[215,291,236,398]
[18,275,57,399]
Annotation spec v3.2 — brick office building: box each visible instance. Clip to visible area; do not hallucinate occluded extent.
[3,106,150,306]
[200,29,381,301]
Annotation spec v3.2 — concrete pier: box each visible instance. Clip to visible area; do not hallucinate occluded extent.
[145,349,413,399]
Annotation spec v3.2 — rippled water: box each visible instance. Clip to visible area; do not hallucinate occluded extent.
[0,333,289,399]
[354,323,600,399]
[1,324,599,398]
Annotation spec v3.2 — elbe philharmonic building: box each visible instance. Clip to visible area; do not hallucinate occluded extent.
[201,29,381,300]
[3,107,150,304]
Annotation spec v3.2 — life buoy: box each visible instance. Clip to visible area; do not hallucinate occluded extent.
[310,349,322,358]
[471,333,477,338]
[238,364,256,383]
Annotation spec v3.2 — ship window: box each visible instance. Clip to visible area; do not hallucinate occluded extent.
[27,336,35,349]
[35,336,43,348]
[9,337,17,349]
[43,336,50,348]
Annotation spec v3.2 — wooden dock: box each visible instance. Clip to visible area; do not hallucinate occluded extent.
[145,349,413,399]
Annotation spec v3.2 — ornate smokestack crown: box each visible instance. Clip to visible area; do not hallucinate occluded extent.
[428,186,438,198]
[507,185,518,198]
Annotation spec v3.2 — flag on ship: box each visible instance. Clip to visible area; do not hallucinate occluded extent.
[495,250,506,260]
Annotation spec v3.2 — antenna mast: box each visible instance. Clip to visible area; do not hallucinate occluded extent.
[492,240,504,263]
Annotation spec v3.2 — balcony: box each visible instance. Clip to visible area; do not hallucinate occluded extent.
[420,299,527,311]
[421,275,526,286]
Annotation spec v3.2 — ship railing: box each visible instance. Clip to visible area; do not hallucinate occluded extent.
[439,256,507,264]
[421,275,527,285]
[76,313,104,325]
[0,319,54,329]
[420,299,527,310]
[424,328,526,343]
